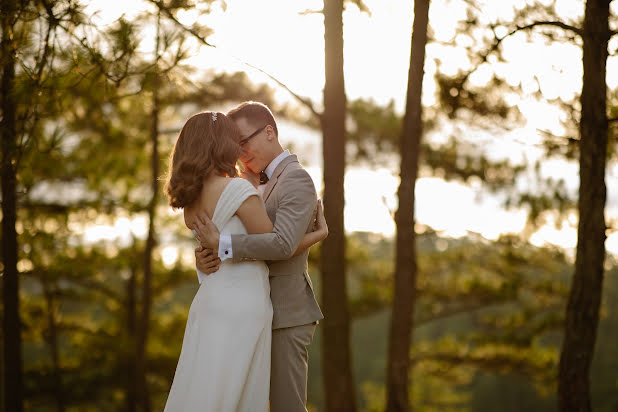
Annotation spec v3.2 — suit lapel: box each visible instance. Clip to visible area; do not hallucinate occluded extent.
[263,154,298,202]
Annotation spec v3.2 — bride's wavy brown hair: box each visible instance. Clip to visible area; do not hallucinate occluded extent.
[165,111,240,209]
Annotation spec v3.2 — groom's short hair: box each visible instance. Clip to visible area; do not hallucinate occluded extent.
[227,101,278,137]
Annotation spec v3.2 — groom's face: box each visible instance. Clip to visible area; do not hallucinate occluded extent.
[235,117,271,173]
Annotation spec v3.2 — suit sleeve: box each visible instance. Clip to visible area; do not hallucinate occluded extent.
[231,168,317,262]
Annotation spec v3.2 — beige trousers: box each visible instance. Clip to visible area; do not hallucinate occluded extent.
[270,323,317,412]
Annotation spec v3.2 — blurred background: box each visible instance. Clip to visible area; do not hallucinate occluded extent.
[1,0,617,411]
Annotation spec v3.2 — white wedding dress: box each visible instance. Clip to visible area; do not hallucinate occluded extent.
[164,178,273,412]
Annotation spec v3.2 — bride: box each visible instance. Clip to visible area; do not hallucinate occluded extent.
[163,111,326,412]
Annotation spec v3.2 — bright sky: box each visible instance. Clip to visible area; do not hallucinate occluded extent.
[82,0,618,261]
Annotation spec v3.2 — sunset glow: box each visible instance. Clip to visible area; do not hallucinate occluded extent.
[81,0,618,258]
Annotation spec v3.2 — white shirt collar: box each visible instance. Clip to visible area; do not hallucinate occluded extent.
[264,150,291,179]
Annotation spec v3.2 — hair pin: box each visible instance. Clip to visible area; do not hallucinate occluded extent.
[212,112,218,122]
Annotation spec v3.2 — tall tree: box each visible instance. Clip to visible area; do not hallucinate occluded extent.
[1,0,93,406]
[429,0,616,409]
[386,1,430,411]
[135,11,163,411]
[558,1,611,410]
[127,245,139,412]
[1,0,23,410]
[321,0,356,410]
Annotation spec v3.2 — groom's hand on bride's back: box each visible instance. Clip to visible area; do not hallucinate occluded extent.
[195,246,221,275]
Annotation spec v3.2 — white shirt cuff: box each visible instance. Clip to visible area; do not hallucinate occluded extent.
[219,234,233,262]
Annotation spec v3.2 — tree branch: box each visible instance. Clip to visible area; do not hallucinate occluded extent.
[241,60,321,118]
[414,302,492,326]
[511,21,582,37]
[459,20,582,87]
[148,0,321,119]
[14,1,62,168]
[299,8,323,15]
[65,277,123,304]
[36,0,56,82]
[411,350,554,378]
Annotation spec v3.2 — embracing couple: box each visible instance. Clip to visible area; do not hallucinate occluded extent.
[163,101,326,412]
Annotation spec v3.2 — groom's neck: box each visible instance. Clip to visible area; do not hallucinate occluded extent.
[265,146,285,166]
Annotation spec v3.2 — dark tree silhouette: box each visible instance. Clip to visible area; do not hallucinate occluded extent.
[558,1,612,410]
[320,0,357,410]
[1,0,23,410]
[386,1,430,411]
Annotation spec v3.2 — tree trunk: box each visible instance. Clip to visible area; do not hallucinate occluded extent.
[386,1,430,411]
[1,0,23,410]
[320,0,356,411]
[127,260,138,412]
[42,280,65,412]
[558,1,610,411]
[136,89,159,412]
[135,15,162,410]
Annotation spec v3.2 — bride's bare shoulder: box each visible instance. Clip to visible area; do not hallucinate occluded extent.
[182,176,237,229]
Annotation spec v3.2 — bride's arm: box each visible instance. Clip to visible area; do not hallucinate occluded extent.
[292,199,328,257]
[235,195,274,234]
[236,196,327,257]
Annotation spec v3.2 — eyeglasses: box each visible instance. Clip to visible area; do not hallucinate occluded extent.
[239,125,267,146]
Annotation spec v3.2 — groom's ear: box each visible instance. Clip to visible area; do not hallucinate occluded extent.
[265,125,275,141]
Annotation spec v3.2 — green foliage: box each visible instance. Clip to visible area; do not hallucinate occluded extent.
[306,232,617,412]
[332,232,572,410]
[345,98,528,209]
[435,71,521,123]
[347,98,401,159]
[422,136,527,192]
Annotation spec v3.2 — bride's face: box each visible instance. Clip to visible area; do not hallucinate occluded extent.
[235,117,271,173]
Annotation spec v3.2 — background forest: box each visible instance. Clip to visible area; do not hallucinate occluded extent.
[1,0,617,411]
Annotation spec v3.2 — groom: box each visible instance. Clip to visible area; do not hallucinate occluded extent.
[193,101,324,412]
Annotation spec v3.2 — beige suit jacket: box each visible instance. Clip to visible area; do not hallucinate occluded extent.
[231,154,324,329]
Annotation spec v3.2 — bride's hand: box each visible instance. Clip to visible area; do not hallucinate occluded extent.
[292,199,328,257]
[313,199,328,241]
